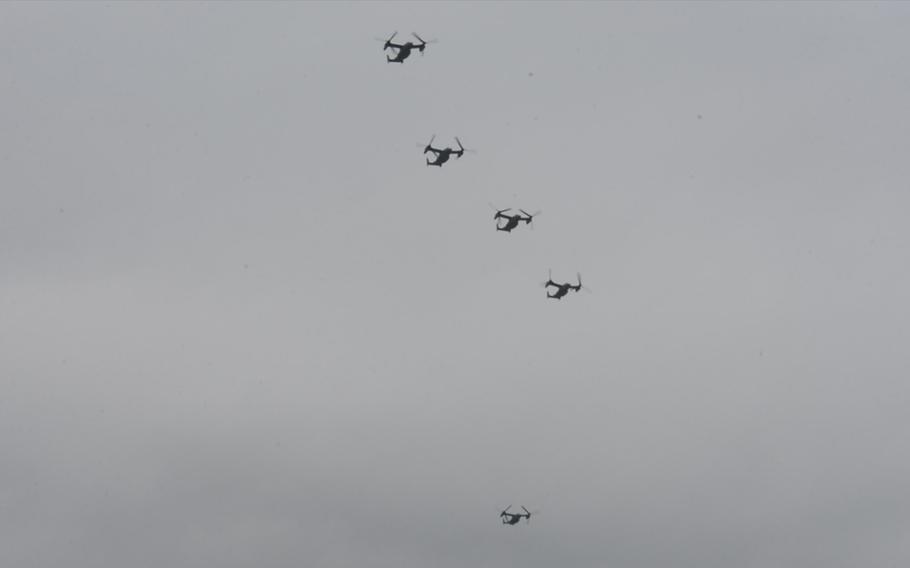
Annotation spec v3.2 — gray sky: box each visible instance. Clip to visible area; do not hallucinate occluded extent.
[2,1,909,567]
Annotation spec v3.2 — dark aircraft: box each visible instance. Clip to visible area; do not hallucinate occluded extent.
[381,32,431,63]
[500,505,534,525]
[422,135,469,167]
[491,206,541,232]
[543,270,588,300]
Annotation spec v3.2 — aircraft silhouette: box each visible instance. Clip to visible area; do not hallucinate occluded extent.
[381,31,432,63]
[543,270,589,300]
[422,135,469,167]
[500,505,535,525]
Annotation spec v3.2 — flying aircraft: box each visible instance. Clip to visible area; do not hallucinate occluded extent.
[500,505,535,525]
[491,206,541,232]
[380,32,433,63]
[422,135,470,167]
[543,270,589,300]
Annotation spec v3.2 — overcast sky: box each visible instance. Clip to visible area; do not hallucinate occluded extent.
[2,1,910,567]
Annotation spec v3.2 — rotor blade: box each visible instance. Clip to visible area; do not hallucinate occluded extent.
[453,137,477,154]
[377,31,398,46]
[415,32,427,56]
[578,273,594,293]
[489,203,513,215]
[517,209,536,230]
[418,135,435,152]
[411,32,438,43]
[521,506,530,514]
[542,268,553,287]
[488,204,511,218]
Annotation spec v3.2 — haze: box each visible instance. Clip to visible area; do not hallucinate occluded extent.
[2,2,909,567]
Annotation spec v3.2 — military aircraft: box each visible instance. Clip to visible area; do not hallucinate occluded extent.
[422,135,470,167]
[500,505,535,525]
[380,31,434,63]
[491,205,541,232]
[543,270,589,300]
